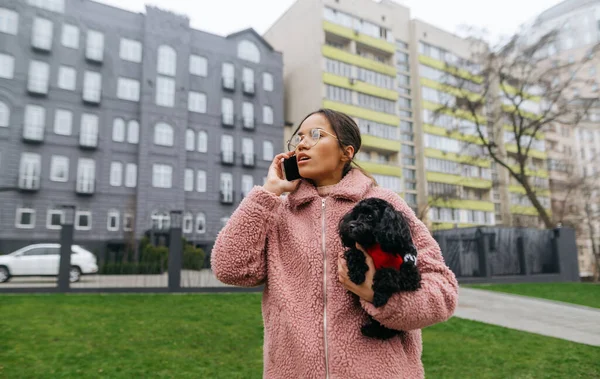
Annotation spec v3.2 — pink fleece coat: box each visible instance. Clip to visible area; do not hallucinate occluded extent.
[211,169,458,379]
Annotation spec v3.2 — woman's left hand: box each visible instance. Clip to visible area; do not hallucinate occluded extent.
[338,243,375,303]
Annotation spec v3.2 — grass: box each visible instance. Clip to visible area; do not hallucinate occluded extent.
[0,294,598,378]
[465,282,600,309]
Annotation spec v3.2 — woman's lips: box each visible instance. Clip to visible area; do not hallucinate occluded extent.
[298,158,310,165]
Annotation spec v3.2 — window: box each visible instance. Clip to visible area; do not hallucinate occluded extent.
[23,105,45,141]
[222,63,235,89]
[242,138,254,165]
[152,164,172,188]
[151,211,170,230]
[127,120,139,144]
[221,98,234,124]
[75,211,92,231]
[189,55,207,77]
[80,114,98,147]
[32,17,53,51]
[16,208,35,229]
[158,45,176,76]
[61,24,79,49]
[185,129,195,151]
[112,118,125,142]
[357,93,396,113]
[184,168,194,192]
[83,71,102,103]
[357,67,394,89]
[220,217,230,229]
[242,175,253,197]
[188,92,207,113]
[263,141,273,160]
[197,170,206,192]
[220,173,233,203]
[221,135,234,163]
[197,131,207,152]
[125,163,137,188]
[107,210,119,231]
[86,30,104,62]
[53,109,72,135]
[50,155,69,182]
[196,212,206,234]
[0,53,14,79]
[57,66,76,90]
[76,158,95,194]
[237,40,260,63]
[0,8,18,35]
[154,122,174,146]
[117,78,140,101]
[46,209,64,230]
[326,85,352,104]
[28,61,50,94]
[27,0,65,13]
[123,213,133,231]
[119,38,142,63]
[243,67,254,92]
[110,162,123,187]
[0,101,9,127]
[263,72,273,91]
[243,102,254,128]
[156,77,175,107]
[263,106,273,124]
[183,212,193,234]
[19,153,41,190]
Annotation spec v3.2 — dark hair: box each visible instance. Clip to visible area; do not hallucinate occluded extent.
[294,108,377,185]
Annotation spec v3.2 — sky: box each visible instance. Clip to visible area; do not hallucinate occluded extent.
[93,0,566,42]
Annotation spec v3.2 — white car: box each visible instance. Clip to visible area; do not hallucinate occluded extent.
[0,244,98,283]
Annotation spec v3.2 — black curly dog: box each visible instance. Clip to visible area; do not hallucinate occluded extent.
[338,198,421,340]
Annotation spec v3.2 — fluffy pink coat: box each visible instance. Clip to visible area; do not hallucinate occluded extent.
[211,168,458,378]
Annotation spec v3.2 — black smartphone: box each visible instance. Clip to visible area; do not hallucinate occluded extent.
[282,155,302,181]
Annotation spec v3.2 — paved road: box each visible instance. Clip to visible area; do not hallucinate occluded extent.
[455,287,600,347]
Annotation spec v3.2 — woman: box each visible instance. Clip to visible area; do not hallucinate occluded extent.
[211,109,458,378]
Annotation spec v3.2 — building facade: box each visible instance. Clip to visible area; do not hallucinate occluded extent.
[0,0,284,260]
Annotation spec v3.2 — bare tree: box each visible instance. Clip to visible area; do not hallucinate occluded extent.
[432,28,600,228]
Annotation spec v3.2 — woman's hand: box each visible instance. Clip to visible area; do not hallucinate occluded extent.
[338,243,375,303]
[263,151,301,196]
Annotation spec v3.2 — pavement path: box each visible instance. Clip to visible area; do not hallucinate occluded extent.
[455,287,600,347]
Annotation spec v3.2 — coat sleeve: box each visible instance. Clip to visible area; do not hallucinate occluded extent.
[210,185,282,287]
[359,190,459,331]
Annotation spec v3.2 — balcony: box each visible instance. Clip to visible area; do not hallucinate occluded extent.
[355,160,401,177]
[322,21,395,55]
[18,176,40,192]
[220,151,235,166]
[22,128,44,144]
[79,137,98,150]
[76,181,95,196]
[222,76,235,91]
[222,113,235,128]
[220,190,235,204]
[242,153,256,168]
[82,90,101,105]
[242,116,255,130]
[242,81,255,95]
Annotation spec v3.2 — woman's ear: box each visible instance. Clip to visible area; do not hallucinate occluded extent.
[343,145,355,162]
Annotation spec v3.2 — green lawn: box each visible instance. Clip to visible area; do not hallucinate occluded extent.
[0,294,598,378]
[466,282,600,309]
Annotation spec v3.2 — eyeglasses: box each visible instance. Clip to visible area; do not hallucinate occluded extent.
[287,128,338,151]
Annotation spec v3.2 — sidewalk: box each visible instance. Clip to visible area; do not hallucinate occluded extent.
[455,287,600,346]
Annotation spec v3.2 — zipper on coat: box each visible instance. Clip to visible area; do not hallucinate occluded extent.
[322,198,330,379]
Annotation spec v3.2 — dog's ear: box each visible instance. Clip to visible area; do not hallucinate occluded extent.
[338,211,355,248]
[376,205,414,253]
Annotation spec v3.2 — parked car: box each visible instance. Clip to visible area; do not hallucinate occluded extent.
[0,244,98,283]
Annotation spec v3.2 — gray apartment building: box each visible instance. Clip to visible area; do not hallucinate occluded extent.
[0,0,284,262]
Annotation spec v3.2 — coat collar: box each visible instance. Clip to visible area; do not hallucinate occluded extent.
[287,168,375,210]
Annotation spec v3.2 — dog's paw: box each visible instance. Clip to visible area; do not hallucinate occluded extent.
[372,290,392,307]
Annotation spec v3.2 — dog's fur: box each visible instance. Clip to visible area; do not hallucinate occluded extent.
[338,198,421,340]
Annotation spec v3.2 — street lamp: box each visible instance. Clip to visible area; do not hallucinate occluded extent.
[58,205,76,292]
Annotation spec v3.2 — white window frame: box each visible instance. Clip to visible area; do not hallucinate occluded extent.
[75,210,92,231]
[152,164,172,188]
[16,208,35,229]
[127,120,139,144]
[125,163,137,188]
[220,172,233,203]
[49,155,69,182]
[76,158,95,194]
[0,101,9,127]
[110,161,123,187]
[263,72,273,91]
[53,109,72,136]
[83,71,102,103]
[19,153,41,190]
[112,118,125,142]
[197,170,206,192]
[242,175,253,197]
[263,140,274,161]
[107,210,120,231]
[243,102,254,128]
[263,106,273,124]
[0,53,14,79]
[184,168,194,192]
[197,131,207,153]
[183,212,193,234]
[188,92,207,113]
[189,55,207,77]
[185,129,195,151]
[61,24,79,49]
[154,122,174,147]
[242,138,254,165]
[27,0,65,13]
[221,97,234,124]
[80,113,98,148]
[28,60,50,94]
[123,213,134,231]
[243,67,254,92]
[222,63,235,88]
[57,66,76,91]
[0,8,19,35]
[157,45,176,76]
[221,135,234,163]
[156,76,175,107]
[196,212,206,234]
[46,209,64,230]
[23,105,45,141]
[119,38,142,63]
[32,17,53,51]
[86,30,104,62]
[237,40,260,63]
[117,77,140,102]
